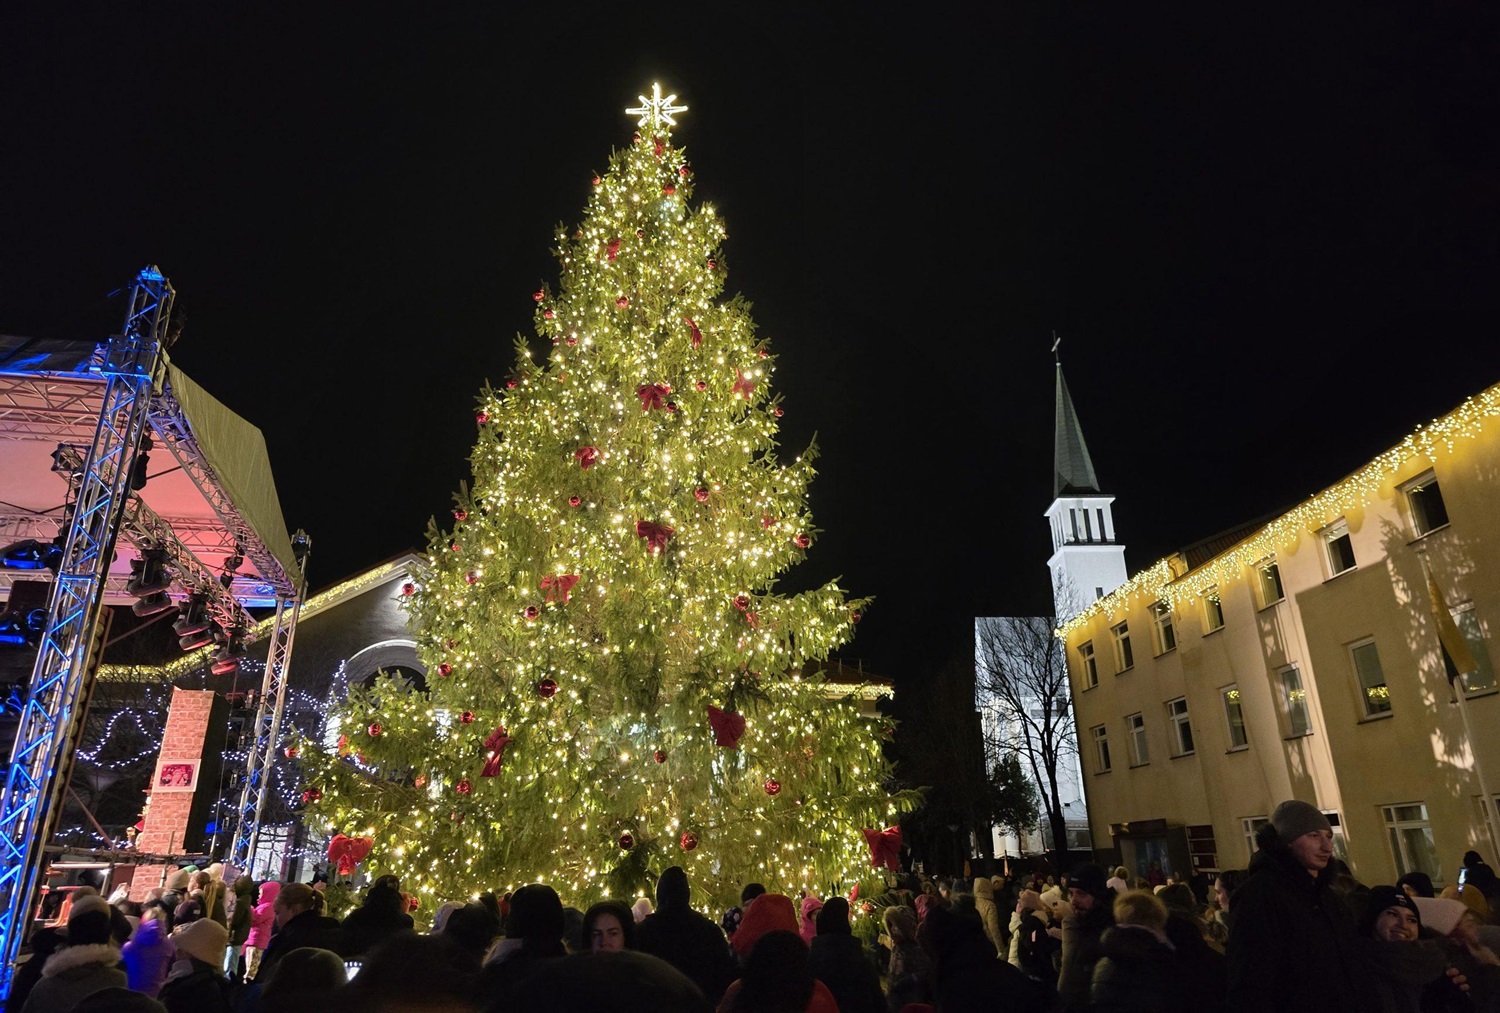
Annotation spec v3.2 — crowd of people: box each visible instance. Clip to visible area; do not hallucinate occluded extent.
[10,798,1500,1012]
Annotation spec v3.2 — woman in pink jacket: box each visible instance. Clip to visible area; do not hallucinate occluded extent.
[243,880,280,981]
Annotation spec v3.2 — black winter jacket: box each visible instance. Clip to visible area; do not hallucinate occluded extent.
[807,932,885,1013]
[1225,827,1365,1013]
[633,866,737,1005]
[1090,925,1191,1013]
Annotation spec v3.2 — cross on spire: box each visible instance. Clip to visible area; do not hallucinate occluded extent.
[626,83,688,130]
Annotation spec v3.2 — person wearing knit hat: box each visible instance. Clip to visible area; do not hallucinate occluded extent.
[1056,862,1116,1011]
[1358,888,1479,1012]
[1413,896,1468,939]
[1225,799,1363,1012]
[157,918,233,1012]
[21,894,128,1013]
[798,893,823,944]
[1362,885,1422,941]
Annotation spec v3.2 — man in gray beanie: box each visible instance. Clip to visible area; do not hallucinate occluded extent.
[1225,799,1363,1012]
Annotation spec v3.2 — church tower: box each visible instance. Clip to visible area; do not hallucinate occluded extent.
[1046,359,1128,620]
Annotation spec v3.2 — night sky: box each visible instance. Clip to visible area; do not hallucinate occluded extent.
[3,4,1498,688]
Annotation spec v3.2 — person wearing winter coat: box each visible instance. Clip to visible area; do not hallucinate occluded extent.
[916,902,1051,1013]
[20,895,127,1012]
[635,866,739,1005]
[972,874,1006,956]
[1226,799,1366,1012]
[1413,895,1500,1011]
[730,891,799,964]
[718,930,839,1013]
[798,894,823,945]
[883,904,932,1012]
[1090,889,1191,1013]
[340,881,416,958]
[258,883,345,983]
[1356,886,1472,1013]
[121,901,176,997]
[1057,862,1116,1012]
[157,918,235,1013]
[806,898,885,1013]
[226,875,256,979]
[243,879,279,981]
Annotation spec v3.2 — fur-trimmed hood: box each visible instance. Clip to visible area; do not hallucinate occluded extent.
[43,942,121,978]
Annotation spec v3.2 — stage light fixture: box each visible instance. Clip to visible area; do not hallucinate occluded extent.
[0,606,48,647]
[172,595,212,638]
[1,539,63,573]
[125,549,171,597]
[130,435,153,491]
[209,626,247,676]
[131,591,176,618]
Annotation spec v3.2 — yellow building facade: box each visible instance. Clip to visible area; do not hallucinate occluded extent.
[1061,382,1500,887]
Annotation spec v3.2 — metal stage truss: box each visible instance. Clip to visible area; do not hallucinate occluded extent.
[0,267,308,999]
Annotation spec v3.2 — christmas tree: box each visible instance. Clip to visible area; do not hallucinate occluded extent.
[298,85,914,912]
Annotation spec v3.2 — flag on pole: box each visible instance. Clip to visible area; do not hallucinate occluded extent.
[1422,556,1477,687]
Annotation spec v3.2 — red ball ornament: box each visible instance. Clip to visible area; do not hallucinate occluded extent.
[465,572,479,585]
[591,174,601,186]
[679,831,698,851]
[654,750,667,764]
[616,296,630,309]
[536,678,559,699]
[565,336,578,346]
[368,722,382,737]
[662,184,676,196]
[851,612,863,625]
[308,787,323,802]
[450,541,460,552]
[764,778,782,797]
[454,508,468,521]
[456,779,473,796]
[438,662,453,678]
[619,832,635,850]
[460,710,475,724]
[506,379,518,389]
[284,745,299,759]
[665,401,677,412]
[694,380,707,391]
[733,594,751,612]
[476,411,490,425]
[568,495,582,507]
[300,791,312,804]
[795,534,812,548]
[694,487,710,502]
[774,407,784,417]
[706,259,717,270]
[523,605,540,620]
[532,289,545,303]
[543,309,555,320]
[414,775,427,788]
[445,639,457,649]
[679,164,691,177]
[450,810,464,822]
[635,228,645,239]
[633,132,642,143]
[401,582,416,596]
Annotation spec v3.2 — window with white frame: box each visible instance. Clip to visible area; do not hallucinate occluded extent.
[1350,638,1392,716]
[1382,803,1442,884]
[1091,724,1111,773]
[1221,684,1248,749]
[1079,640,1099,690]
[1403,471,1450,537]
[1112,621,1134,672]
[1279,665,1311,736]
[1152,601,1177,654]
[1167,697,1195,755]
[1325,810,1349,865]
[1242,816,1269,861]
[1254,559,1284,609]
[1201,587,1225,633]
[1126,712,1149,766]
[1324,519,1356,576]
[1451,604,1496,694]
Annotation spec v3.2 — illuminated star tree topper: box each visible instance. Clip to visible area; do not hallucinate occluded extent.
[626,81,688,130]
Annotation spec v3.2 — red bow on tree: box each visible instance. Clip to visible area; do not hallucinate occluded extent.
[635,520,675,555]
[481,726,514,777]
[540,574,580,604]
[683,317,703,349]
[707,705,746,748]
[732,369,756,400]
[575,446,599,469]
[326,833,374,876]
[862,826,902,871]
[637,383,670,411]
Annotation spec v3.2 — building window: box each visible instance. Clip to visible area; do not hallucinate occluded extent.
[1351,638,1392,716]
[1112,621,1134,672]
[1201,587,1225,633]
[1242,815,1269,861]
[1254,560,1284,609]
[1404,472,1450,537]
[1221,684,1248,749]
[1382,803,1442,884]
[1324,519,1356,576]
[1325,810,1349,865]
[1452,605,1496,694]
[1152,601,1177,655]
[1279,665,1311,736]
[1091,724,1111,773]
[1167,697,1195,756]
[1126,712,1149,766]
[1078,641,1099,690]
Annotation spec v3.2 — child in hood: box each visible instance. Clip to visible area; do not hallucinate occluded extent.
[243,880,280,981]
